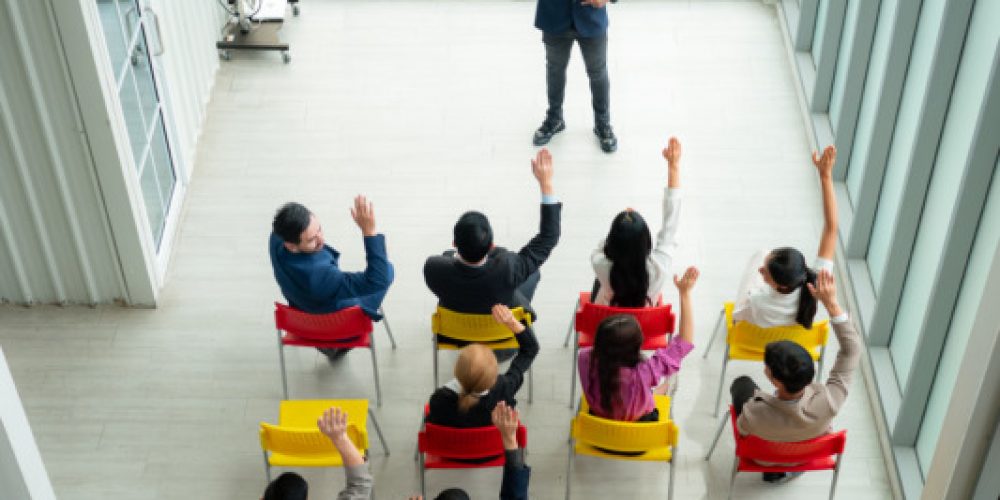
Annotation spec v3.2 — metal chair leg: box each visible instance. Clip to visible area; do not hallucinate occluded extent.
[379,307,397,349]
[419,453,426,498]
[829,453,844,500]
[370,337,382,408]
[727,457,738,500]
[668,441,677,500]
[714,348,729,417]
[562,297,579,347]
[703,308,725,359]
[277,331,289,400]
[368,408,390,456]
[433,337,439,388]
[564,438,574,500]
[262,450,271,483]
[569,340,579,408]
[706,408,730,460]
[528,367,534,404]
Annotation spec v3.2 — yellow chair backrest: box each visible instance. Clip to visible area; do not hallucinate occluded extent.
[724,302,829,360]
[432,306,533,343]
[571,397,678,453]
[259,422,367,457]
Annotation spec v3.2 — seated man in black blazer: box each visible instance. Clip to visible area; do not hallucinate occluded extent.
[423,148,561,340]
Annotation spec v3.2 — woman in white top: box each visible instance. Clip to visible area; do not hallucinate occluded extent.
[732,145,839,329]
[592,137,683,307]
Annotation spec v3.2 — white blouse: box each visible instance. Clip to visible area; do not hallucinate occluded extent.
[732,257,834,328]
[591,187,682,306]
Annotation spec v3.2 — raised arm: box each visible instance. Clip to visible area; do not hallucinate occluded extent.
[509,149,562,284]
[806,270,860,408]
[813,146,839,261]
[663,137,681,189]
[494,402,530,500]
[673,267,698,345]
[634,267,699,384]
[315,196,393,300]
[318,407,374,500]
[652,137,684,261]
[492,304,540,394]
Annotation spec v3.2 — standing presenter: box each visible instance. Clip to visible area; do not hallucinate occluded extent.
[533,0,618,153]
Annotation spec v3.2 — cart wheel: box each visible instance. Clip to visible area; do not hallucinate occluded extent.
[219,50,231,61]
[292,4,300,15]
[282,51,291,63]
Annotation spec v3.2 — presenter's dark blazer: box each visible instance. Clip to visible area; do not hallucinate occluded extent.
[534,0,616,38]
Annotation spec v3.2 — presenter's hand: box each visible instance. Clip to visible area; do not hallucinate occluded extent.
[350,195,377,237]
[582,0,609,7]
[531,148,555,195]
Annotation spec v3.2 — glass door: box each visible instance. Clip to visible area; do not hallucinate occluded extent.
[94,0,176,250]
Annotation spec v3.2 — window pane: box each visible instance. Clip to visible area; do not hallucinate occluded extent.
[138,154,165,246]
[150,113,175,217]
[117,69,147,168]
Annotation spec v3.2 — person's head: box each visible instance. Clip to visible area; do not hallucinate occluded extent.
[273,202,324,253]
[763,340,815,396]
[262,472,308,500]
[454,344,498,412]
[603,210,653,307]
[453,211,494,263]
[760,247,818,329]
[589,315,644,413]
[434,489,472,500]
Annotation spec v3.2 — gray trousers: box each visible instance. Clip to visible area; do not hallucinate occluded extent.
[543,30,611,126]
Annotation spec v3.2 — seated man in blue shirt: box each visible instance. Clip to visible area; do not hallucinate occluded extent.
[269,196,394,361]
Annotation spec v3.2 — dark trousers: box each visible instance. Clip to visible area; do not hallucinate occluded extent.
[730,375,760,416]
[543,30,611,126]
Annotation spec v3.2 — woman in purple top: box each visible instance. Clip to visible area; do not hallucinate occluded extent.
[578,266,699,421]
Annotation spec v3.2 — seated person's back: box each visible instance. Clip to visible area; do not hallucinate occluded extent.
[578,268,698,421]
[427,305,540,428]
[424,149,561,319]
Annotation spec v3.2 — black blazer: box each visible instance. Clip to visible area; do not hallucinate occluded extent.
[423,203,562,319]
[426,325,540,428]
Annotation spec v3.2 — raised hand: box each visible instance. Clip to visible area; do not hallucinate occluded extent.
[812,145,836,179]
[806,269,841,313]
[492,304,526,334]
[350,195,377,237]
[531,148,555,195]
[318,407,349,443]
[662,136,682,166]
[491,401,520,451]
[673,266,700,294]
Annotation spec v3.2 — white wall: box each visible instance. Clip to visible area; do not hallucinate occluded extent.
[0,348,56,500]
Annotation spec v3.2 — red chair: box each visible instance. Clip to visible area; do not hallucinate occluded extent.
[274,302,396,407]
[705,405,847,500]
[566,292,676,407]
[416,420,528,498]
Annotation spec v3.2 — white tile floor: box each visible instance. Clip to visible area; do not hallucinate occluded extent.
[0,0,893,498]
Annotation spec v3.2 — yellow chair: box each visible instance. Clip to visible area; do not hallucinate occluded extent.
[566,395,679,500]
[431,306,534,403]
[258,399,389,482]
[706,302,830,416]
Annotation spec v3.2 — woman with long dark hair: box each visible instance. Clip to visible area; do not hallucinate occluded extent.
[578,267,698,421]
[732,146,838,329]
[592,137,684,307]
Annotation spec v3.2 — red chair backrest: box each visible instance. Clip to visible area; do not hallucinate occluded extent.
[729,406,846,466]
[574,292,676,340]
[418,423,528,460]
[274,302,373,341]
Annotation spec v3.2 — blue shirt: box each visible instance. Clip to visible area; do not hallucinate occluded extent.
[535,0,610,38]
[269,232,393,314]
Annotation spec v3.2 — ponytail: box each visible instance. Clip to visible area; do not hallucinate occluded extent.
[795,268,818,329]
[457,391,480,413]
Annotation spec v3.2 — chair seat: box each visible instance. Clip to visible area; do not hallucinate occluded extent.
[436,336,520,351]
[728,343,821,361]
[269,451,345,467]
[281,330,372,349]
[422,453,507,469]
[737,456,836,473]
[279,399,370,443]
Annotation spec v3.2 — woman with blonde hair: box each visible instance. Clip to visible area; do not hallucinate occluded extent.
[427,304,539,427]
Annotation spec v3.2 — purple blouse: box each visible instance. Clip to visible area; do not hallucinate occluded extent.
[578,339,694,421]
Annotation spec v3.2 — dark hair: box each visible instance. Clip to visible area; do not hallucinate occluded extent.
[603,211,653,307]
[453,211,493,263]
[273,202,312,244]
[434,488,472,500]
[589,315,644,414]
[766,247,818,329]
[764,340,815,394]
[263,472,308,500]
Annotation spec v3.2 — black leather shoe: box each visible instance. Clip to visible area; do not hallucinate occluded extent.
[533,119,566,146]
[594,123,618,153]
